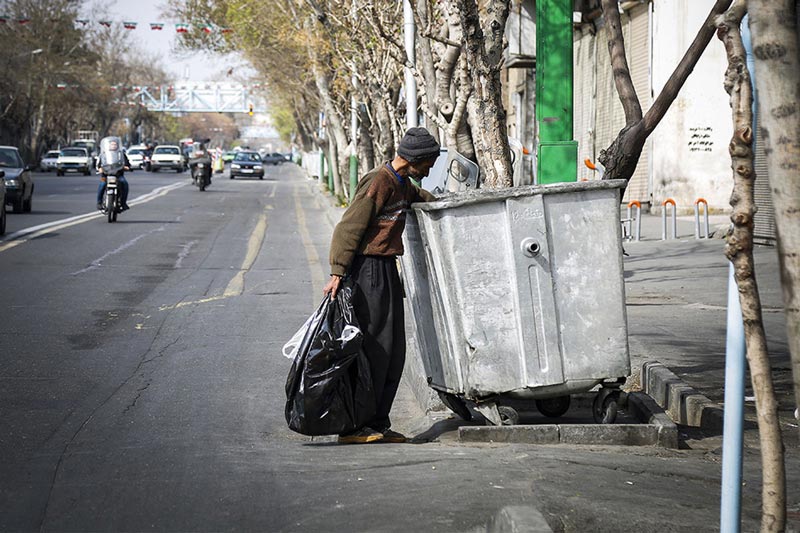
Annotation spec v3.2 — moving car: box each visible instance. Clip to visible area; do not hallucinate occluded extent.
[150,145,185,172]
[229,151,265,179]
[126,145,151,170]
[57,147,92,176]
[0,146,34,213]
[39,150,60,172]
[262,152,285,166]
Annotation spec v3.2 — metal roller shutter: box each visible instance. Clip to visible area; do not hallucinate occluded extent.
[574,28,596,181]
[624,4,651,205]
[594,20,626,183]
[753,111,776,243]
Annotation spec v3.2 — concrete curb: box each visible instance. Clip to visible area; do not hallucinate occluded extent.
[486,506,554,533]
[457,392,678,448]
[641,360,724,434]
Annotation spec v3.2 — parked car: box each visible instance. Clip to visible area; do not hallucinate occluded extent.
[229,151,265,179]
[0,146,34,213]
[150,145,185,172]
[57,147,92,176]
[0,171,6,235]
[39,150,60,172]
[126,145,151,170]
[221,150,237,163]
[262,152,285,166]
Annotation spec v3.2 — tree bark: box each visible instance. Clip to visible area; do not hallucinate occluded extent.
[599,0,734,183]
[748,0,800,436]
[718,4,786,531]
[454,0,513,188]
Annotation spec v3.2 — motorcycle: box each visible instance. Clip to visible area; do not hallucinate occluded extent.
[189,141,212,192]
[97,136,128,223]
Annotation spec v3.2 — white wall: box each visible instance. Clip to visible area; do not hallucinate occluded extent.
[650,0,733,212]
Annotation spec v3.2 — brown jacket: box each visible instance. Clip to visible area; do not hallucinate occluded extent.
[329,163,435,277]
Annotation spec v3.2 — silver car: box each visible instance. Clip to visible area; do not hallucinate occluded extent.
[39,150,60,172]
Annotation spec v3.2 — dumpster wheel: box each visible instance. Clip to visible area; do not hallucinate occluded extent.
[437,391,472,421]
[498,406,519,426]
[592,389,620,424]
[535,395,571,418]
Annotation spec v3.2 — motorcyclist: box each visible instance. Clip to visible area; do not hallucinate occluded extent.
[96,137,130,211]
[189,139,213,186]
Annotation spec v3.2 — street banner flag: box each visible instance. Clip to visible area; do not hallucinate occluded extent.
[123,21,137,30]
[0,15,8,24]
[99,20,112,27]
[201,24,213,33]
[220,27,232,34]
[75,19,89,26]
[56,83,67,90]
[175,23,189,33]
[150,22,164,30]
[17,18,31,25]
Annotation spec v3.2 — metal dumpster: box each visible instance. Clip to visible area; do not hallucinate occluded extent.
[402,180,630,425]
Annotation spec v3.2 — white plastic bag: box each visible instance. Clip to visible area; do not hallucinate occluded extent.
[282,300,327,359]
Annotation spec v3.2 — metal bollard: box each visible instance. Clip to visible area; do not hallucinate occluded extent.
[694,198,710,239]
[626,200,642,241]
[661,198,677,240]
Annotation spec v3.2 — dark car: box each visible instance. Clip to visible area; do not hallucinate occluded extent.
[0,171,6,235]
[229,151,265,179]
[262,152,285,166]
[0,146,34,213]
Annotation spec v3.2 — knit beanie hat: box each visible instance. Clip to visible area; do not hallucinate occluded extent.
[397,127,441,163]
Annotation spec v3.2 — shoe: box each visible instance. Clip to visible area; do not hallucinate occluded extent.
[96,203,103,210]
[121,204,130,211]
[378,428,407,443]
[337,427,384,444]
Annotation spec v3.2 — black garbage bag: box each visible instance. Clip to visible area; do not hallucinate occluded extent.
[284,285,376,436]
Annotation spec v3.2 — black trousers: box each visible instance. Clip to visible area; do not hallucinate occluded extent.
[349,255,405,432]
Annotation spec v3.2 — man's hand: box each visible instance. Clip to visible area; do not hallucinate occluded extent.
[323,275,342,299]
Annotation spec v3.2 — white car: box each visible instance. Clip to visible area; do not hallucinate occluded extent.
[39,150,60,172]
[150,145,185,173]
[56,147,92,176]
[126,145,150,170]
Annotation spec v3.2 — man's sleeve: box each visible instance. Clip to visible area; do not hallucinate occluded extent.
[414,185,436,203]
[328,191,376,277]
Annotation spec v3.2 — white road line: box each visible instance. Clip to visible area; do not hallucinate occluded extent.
[71,226,166,275]
[0,182,187,253]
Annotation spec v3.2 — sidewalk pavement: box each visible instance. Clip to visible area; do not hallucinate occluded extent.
[305,172,798,529]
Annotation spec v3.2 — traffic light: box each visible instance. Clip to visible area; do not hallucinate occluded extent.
[248,103,254,116]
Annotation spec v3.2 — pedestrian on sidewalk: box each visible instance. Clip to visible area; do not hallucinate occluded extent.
[323,127,441,445]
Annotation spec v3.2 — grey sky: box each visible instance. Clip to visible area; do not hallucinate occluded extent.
[106,0,247,82]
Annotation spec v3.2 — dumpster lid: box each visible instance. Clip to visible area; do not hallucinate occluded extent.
[413,179,628,211]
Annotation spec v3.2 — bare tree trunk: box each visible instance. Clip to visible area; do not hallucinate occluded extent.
[414,0,440,142]
[454,0,513,188]
[357,103,376,172]
[599,0,734,184]
[748,0,800,435]
[718,4,786,531]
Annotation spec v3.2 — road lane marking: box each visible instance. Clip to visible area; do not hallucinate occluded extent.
[0,182,187,253]
[224,212,267,297]
[174,241,197,269]
[294,187,326,298]
[159,211,268,310]
[71,226,166,275]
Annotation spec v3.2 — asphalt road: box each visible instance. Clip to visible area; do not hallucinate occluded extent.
[0,164,795,532]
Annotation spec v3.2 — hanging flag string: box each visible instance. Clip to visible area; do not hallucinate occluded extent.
[0,15,232,33]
